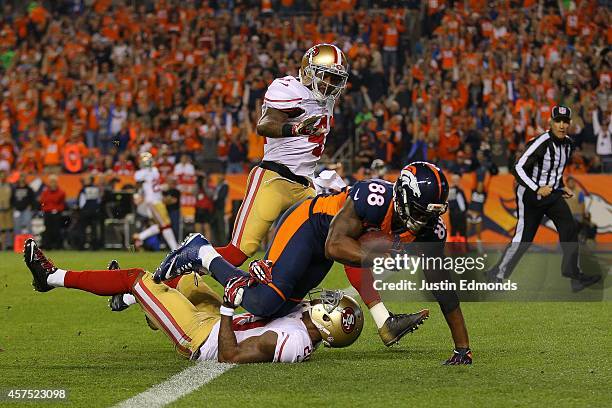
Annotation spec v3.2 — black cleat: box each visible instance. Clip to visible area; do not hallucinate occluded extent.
[571,274,601,292]
[23,239,56,292]
[443,348,473,365]
[378,309,429,346]
[109,294,130,312]
[108,259,120,270]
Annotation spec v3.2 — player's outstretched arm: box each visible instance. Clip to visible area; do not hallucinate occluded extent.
[256,107,291,138]
[325,199,367,267]
[217,314,277,363]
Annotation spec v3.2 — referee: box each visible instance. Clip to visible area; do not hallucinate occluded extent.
[488,105,601,292]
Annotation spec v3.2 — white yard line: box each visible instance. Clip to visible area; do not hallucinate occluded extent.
[113,361,234,408]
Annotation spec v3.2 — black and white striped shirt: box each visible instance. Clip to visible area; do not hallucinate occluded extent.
[513,131,573,192]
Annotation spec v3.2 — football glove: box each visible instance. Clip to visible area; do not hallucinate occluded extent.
[248,259,273,285]
[292,114,325,136]
[443,348,473,365]
[223,276,254,308]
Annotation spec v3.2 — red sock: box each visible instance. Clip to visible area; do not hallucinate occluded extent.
[165,276,182,289]
[64,268,144,295]
[344,265,381,307]
[215,244,248,267]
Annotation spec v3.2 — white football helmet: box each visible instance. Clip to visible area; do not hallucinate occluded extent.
[307,290,364,348]
[299,43,349,102]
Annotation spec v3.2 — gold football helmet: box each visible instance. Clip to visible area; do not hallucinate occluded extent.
[299,43,349,102]
[308,290,364,348]
[139,152,154,168]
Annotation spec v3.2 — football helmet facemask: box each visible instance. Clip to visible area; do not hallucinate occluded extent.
[306,290,363,348]
[139,152,154,168]
[299,44,349,102]
[393,162,449,233]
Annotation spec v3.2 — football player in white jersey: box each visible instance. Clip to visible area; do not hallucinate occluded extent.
[133,152,179,251]
[23,238,363,363]
[215,43,348,268]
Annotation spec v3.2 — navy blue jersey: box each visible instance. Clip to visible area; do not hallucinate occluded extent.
[349,179,394,228]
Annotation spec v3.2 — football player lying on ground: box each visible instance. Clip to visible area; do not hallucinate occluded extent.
[23,239,363,363]
[154,162,472,365]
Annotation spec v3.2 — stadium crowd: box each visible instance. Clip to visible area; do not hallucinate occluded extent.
[0,0,610,249]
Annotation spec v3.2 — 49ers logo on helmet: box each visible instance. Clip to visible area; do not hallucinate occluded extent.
[341,307,357,333]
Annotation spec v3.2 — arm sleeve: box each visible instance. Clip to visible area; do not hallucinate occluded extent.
[513,135,550,191]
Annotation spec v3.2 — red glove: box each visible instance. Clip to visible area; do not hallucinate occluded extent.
[248,259,273,285]
[223,276,253,308]
[292,115,325,136]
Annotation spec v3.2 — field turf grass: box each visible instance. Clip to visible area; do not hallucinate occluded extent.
[1,250,610,407]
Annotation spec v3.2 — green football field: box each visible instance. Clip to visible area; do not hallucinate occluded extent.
[1,250,610,407]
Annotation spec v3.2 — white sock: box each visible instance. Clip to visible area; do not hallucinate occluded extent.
[369,302,391,329]
[138,224,160,241]
[47,268,67,287]
[198,245,220,270]
[162,227,179,251]
[123,294,136,306]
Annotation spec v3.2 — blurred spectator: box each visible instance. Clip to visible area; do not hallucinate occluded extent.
[77,175,102,250]
[174,154,195,177]
[447,174,467,239]
[194,175,214,239]
[592,110,611,171]
[489,129,510,173]
[467,181,487,254]
[11,173,36,235]
[212,174,229,245]
[39,174,66,249]
[163,176,181,242]
[0,169,12,250]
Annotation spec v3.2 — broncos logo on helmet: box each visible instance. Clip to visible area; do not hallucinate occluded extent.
[394,162,449,233]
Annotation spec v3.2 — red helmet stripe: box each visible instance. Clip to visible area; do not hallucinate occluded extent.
[333,45,340,64]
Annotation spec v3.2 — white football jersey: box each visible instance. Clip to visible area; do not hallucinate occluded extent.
[197,310,314,363]
[262,76,335,179]
[134,167,163,204]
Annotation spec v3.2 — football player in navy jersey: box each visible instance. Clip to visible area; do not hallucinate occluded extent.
[155,162,472,364]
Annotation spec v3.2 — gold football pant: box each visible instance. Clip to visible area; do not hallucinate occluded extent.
[150,201,171,227]
[132,273,221,358]
[230,166,315,256]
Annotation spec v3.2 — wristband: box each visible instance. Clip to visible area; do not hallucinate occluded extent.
[282,123,294,137]
[220,305,235,317]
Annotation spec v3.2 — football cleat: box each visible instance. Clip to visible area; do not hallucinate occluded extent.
[23,238,56,292]
[153,233,210,283]
[110,294,130,312]
[443,348,473,365]
[378,309,429,347]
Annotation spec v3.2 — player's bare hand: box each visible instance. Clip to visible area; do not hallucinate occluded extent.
[537,185,553,197]
[292,115,325,136]
[562,186,574,198]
